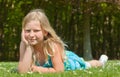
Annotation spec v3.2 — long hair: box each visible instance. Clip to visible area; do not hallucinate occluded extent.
[22,9,67,62]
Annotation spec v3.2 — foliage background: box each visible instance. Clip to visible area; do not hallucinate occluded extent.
[0,0,120,61]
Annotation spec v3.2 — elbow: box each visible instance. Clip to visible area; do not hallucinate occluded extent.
[55,67,64,72]
[59,68,64,72]
[55,64,64,72]
[18,68,26,74]
[18,64,29,74]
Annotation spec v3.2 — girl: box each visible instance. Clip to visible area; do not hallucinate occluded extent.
[18,9,108,73]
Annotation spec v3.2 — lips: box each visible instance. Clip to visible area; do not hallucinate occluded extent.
[29,39,36,42]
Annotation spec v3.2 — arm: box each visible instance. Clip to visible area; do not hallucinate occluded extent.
[18,30,33,73]
[31,43,64,73]
[18,41,33,73]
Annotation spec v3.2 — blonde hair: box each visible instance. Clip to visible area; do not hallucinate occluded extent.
[22,9,66,61]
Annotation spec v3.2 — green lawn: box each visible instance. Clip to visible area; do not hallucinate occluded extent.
[0,60,120,77]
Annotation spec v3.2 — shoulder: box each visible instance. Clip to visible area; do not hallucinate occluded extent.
[52,42,63,52]
[47,41,63,56]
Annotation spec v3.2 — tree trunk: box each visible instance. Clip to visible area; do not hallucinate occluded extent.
[83,2,93,60]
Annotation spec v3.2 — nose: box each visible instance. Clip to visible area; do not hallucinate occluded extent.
[29,31,35,37]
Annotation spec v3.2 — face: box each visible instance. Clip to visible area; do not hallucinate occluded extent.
[24,20,44,45]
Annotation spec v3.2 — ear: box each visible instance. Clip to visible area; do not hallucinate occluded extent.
[43,30,48,36]
[43,30,48,40]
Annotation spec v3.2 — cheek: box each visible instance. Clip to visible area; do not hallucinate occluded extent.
[37,33,44,39]
[24,33,29,39]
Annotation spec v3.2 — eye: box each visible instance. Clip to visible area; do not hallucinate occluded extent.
[34,30,41,32]
[25,30,31,33]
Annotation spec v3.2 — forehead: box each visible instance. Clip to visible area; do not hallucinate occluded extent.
[25,20,41,29]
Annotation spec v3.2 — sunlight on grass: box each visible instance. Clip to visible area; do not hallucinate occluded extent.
[0,60,120,77]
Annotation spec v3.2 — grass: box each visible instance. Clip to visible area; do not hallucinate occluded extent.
[0,60,120,77]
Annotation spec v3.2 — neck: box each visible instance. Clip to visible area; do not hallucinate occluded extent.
[33,43,43,53]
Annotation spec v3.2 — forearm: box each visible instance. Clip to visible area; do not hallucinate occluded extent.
[37,67,56,73]
[18,45,33,73]
[19,41,26,60]
[32,65,64,73]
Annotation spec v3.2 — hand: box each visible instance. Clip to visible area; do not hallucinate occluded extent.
[31,65,41,73]
[21,29,28,45]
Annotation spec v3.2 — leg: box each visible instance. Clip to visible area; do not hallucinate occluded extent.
[86,54,108,68]
[87,60,102,67]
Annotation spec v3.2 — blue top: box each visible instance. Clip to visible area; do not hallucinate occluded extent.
[35,50,86,70]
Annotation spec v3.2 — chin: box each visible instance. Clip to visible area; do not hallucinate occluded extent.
[29,41,38,46]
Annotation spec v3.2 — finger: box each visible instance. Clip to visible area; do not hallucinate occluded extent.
[21,30,28,45]
[31,65,36,72]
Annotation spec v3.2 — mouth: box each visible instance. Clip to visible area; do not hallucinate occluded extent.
[28,39,37,45]
[29,39,36,42]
